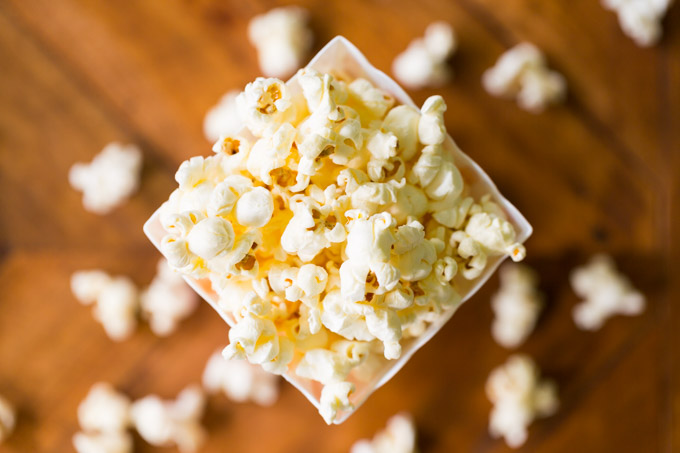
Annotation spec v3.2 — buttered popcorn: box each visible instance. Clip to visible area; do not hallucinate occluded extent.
[602,0,674,47]
[350,412,417,453]
[157,68,526,423]
[73,383,132,453]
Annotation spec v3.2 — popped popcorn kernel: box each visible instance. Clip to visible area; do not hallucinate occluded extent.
[602,0,673,47]
[350,412,417,453]
[71,271,139,341]
[203,350,279,406]
[491,263,543,348]
[570,254,645,330]
[482,43,566,113]
[141,259,199,336]
[74,383,132,453]
[248,6,313,78]
[155,68,528,424]
[131,385,206,453]
[203,91,243,142]
[486,355,558,448]
[0,394,15,443]
[393,22,457,89]
[69,142,142,214]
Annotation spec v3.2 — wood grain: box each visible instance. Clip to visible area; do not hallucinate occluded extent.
[0,0,677,452]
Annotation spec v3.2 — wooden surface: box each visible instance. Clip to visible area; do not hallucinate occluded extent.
[0,0,678,451]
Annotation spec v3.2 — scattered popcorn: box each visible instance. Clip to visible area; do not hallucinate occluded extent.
[203,91,243,142]
[248,6,313,78]
[482,43,566,113]
[73,431,132,453]
[157,68,527,423]
[202,350,279,406]
[602,0,673,47]
[350,412,417,453]
[131,385,206,453]
[77,383,131,433]
[73,383,132,453]
[141,259,199,336]
[69,142,142,214]
[392,22,457,89]
[486,355,558,449]
[0,394,15,443]
[491,263,543,348]
[71,270,139,341]
[570,254,645,330]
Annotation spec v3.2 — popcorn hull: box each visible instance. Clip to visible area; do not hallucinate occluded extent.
[144,36,532,424]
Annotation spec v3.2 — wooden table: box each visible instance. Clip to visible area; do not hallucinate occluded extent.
[1,0,678,451]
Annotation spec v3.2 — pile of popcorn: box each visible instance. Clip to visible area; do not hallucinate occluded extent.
[158,68,527,423]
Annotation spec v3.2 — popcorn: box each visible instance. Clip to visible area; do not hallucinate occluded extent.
[570,255,645,330]
[77,383,131,433]
[248,6,313,78]
[69,142,142,214]
[71,270,139,341]
[295,340,369,384]
[602,0,673,47]
[237,78,295,137]
[392,22,457,89]
[491,263,543,348]
[73,383,132,453]
[202,350,279,406]
[319,381,355,425]
[0,394,15,443]
[73,432,132,453]
[203,91,243,142]
[482,43,566,113]
[141,259,199,336]
[153,69,528,424]
[131,385,206,453]
[486,355,558,448]
[350,413,417,453]
[235,187,274,227]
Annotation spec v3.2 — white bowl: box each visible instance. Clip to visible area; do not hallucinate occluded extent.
[144,36,532,424]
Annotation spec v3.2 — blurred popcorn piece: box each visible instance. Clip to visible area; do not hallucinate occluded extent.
[570,254,645,330]
[202,350,279,406]
[319,381,355,425]
[350,412,417,453]
[248,6,313,78]
[131,385,206,453]
[73,431,133,453]
[141,259,199,337]
[602,0,673,47]
[74,383,132,453]
[482,43,566,113]
[392,22,457,89]
[0,394,15,443]
[71,270,139,341]
[491,263,543,348]
[69,142,142,214]
[203,91,243,142]
[486,354,558,449]
[77,383,131,433]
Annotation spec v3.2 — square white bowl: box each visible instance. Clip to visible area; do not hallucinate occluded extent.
[144,36,532,424]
